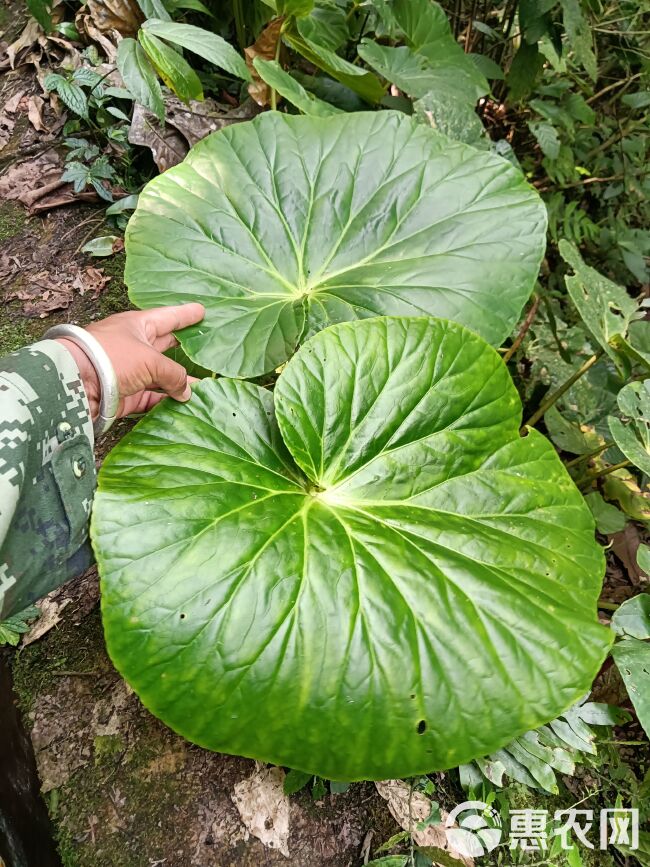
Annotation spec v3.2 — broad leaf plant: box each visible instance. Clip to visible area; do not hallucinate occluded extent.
[93,123,613,780]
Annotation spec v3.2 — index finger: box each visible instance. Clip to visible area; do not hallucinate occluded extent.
[146,303,205,337]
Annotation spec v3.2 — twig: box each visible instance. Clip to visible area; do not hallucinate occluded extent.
[578,459,632,487]
[535,174,625,193]
[51,669,100,676]
[586,119,646,160]
[74,220,108,255]
[586,72,642,104]
[565,441,615,468]
[59,214,103,243]
[502,294,540,363]
[525,350,604,429]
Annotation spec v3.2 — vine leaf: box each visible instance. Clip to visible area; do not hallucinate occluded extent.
[612,638,650,739]
[93,317,611,780]
[125,111,547,377]
[612,594,650,640]
[560,240,642,377]
[608,380,650,475]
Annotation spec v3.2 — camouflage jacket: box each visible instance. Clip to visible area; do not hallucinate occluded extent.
[0,340,95,620]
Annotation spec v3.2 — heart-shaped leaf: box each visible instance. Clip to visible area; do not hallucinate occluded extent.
[93,317,611,780]
[125,111,547,377]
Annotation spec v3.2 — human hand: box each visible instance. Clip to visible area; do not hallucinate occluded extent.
[55,304,205,420]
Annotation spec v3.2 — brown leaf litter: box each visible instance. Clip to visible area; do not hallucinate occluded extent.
[128,96,258,171]
[5,263,110,318]
[245,17,285,107]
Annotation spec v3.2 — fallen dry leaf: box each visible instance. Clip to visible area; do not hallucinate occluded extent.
[72,266,112,298]
[86,0,143,36]
[232,765,290,858]
[375,779,474,865]
[128,98,254,171]
[27,94,45,130]
[611,523,647,585]
[74,11,120,62]
[128,102,188,172]
[245,17,284,107]
[0,150,108,212]
[22,594,71,646]
[0,108,15,151]
[5,18,42,69]
[4,89,26,113]
[8,273,74,317]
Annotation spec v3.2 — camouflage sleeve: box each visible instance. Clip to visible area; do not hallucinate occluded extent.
[0,340,95,620]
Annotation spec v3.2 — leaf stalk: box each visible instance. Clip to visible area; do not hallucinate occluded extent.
[525,349,604,429]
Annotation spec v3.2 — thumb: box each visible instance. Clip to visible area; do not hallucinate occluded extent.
[145,349,191,402]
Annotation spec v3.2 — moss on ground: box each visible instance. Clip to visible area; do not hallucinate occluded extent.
[11,606,184,867]
[53,734,180,867]
[0,201,27,242]
[94,252,130,317]
[12,608,108,716]
[0,310,43,355]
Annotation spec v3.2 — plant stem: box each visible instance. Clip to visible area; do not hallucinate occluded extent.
[565,441,615,469]
[586,72,642,104]
[232,0,246,50]
[525,349,604,429]
[345,1,359,22]
[270,32,283,111]
[597,600,620,611]
[578,460,631,487]
[502,294,540,364]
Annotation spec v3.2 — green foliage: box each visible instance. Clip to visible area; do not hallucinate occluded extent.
[612,595,650,640]
[117,38,165,122]
[253,58,342,115]
[612,639,650,739]
[609,381,650,475]
[125,111,546,377]
[0,606,40,646]
[62,156,115,202]
[92,316,611,780]
[138,29,204,101]
[141,19,252,81]
[460,698,631,795]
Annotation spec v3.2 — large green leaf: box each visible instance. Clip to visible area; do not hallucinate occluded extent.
[296,0,348,50]
[612,594,650,640]
[284,28,385,104]
[125,111,547,377]
[93,317,611,780]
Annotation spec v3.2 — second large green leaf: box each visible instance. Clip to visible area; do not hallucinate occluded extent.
[93,317,611,780]
[125,111,547,377]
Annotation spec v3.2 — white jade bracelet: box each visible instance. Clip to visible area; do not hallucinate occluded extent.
[44,324,120,437]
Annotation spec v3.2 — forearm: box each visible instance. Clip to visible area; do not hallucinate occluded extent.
[0,340,95,619]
